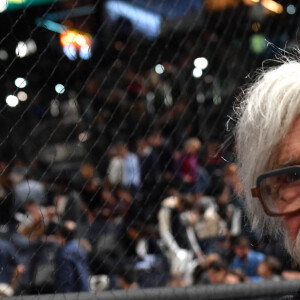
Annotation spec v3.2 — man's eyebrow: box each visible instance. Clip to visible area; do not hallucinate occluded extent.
[272,158,300,170]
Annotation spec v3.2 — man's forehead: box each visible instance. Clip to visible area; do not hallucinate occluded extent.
[269,117,300,170]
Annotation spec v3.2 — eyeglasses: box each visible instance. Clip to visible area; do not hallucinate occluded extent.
[251,166,300,216]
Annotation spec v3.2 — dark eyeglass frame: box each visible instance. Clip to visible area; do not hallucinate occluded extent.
[251,165,300,216]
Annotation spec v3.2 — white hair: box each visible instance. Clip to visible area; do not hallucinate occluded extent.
[235,59,300,237]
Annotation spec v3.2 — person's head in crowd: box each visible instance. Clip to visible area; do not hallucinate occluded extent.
[183,138,201,155]
[223,163,242,194]
[24,198,39,212]
[147,131,163,148]
[136,137,150,156]
[81,187,104,222]
[118,266,139,290]
[257,256,282,280]
[232,236,250,262]
[165,188,196,211]
[235,56,300,264]
[207,260,227,284]
[56,220,77,245]
[116,141,129,158]
[193,253,224,284]
[224,269,247,284]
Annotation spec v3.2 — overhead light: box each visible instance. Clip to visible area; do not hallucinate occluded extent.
[243,0,259,5]
[17,91,28,102]
[261,0,283,14]
[0,0,7,13]
[15,77,27,88]
[287,5,296,15]
[79,45,92,60]
[63,45,77,60]
[15,41,27,58]
[193,68,203,78]
[6,95,18,107]
[55,84,65,94]
[15,39,37,58]
[194,57,208,70]
[155,64,164,74]
[26,39,37,54]
[0,49,8,60]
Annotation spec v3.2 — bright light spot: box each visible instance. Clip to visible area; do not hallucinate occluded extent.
[79,45,92,60]
[194,57,208,70]
[0,0,7,13]
[213,96,222,105]
[15,41,28,58]
[287,4,296,15]
[55,84,65,94]
[0,49,8,60]
[75,35,87,46]
[155,64,165,74]
[50,99,60,117]
[196,93,205,103]
[17,91,28,102]
[14,77,27,88]
[243,0,259,4]
[193,68,203,78]
[6,95,18,107]
[261,0,283,14]
[250,34,267,54]
[106,0,161,39]
[60,30,92,49]
[26,39,37,54]
[63,45,77,60]
[78,131,90,142]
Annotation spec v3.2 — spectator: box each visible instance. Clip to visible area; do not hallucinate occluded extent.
[116,142,141,195]
[175,137,201,195]
[0,238,25,295]
[206,260,227,284]
[257,256,282,281]
[158,192,202,285]
[230,236,265,281]
[224,269,247,284]
[55,221,89,293]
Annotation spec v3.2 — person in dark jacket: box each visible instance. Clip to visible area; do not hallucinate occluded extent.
[55,221,89,293]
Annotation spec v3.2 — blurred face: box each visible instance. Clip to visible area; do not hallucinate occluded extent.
[234,245,249,260]
[271,118,300,257]
[207,268,226,284]
[224,273,240,284]
[257,261,270,278]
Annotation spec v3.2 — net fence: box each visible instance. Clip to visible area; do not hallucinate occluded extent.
[0,0,299,298]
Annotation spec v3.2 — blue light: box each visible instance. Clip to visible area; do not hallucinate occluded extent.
[63,45,77,60]
[79,45,92,60]
[105,1,162,39]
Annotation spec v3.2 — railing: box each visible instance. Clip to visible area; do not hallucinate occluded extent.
[9,280,299,300]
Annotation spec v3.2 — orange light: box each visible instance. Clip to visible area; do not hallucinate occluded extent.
[252,22,261,32]
[261,0,283,14]
[243,0,259,5]
[205,0,238,11]
[60,30,92,49]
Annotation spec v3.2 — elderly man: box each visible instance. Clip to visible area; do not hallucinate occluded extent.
[235,58,300,299]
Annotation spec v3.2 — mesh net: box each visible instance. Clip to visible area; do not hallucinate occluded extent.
[0,0,298,297]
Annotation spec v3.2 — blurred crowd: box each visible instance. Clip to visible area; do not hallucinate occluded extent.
[0,130,300,296]
[0,26,295,296]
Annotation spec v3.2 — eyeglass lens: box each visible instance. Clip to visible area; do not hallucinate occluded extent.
[260,171,300,214]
